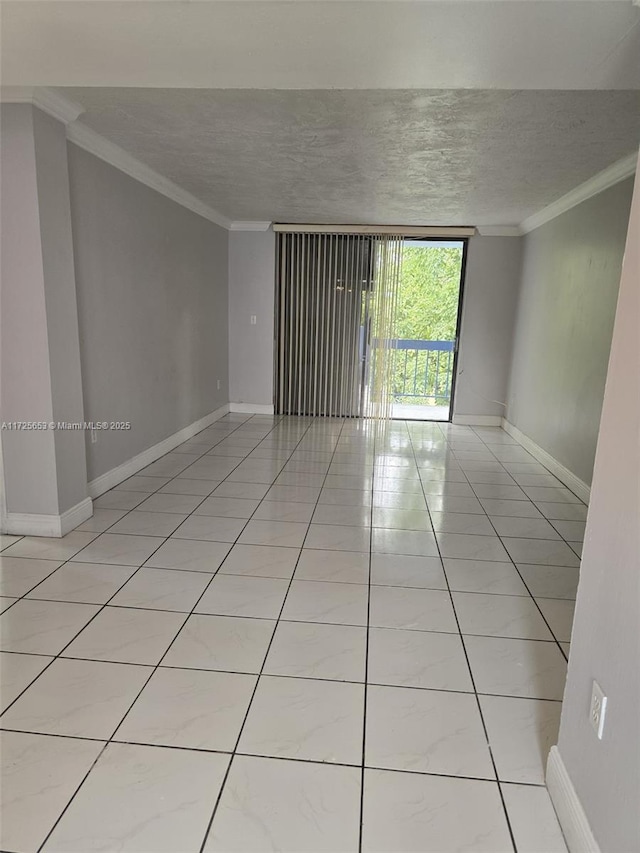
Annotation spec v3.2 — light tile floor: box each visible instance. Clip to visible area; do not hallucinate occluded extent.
[0,414,577,852]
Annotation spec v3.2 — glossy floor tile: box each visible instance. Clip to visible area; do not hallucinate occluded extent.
[114,667,257,750]
[1,657,150,738]
[25,562,137,605]
[0,599,100,654]
[205,755,361,853]
[264,620,367,681]
[367,626,473,691]
[43,743,229,853]
[502,783,569,852]
[362,769,513,852]
[0,652,54,712]
[366,684,494,777]
[0,557,63,597]
[0,414,576,852]
[61,606,186,665]
[479,694,562,784]
[238,674,364,764]
[0,731,104,853]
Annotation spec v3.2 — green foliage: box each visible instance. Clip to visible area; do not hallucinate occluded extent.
[392,245,463,405]
[395,245,463,341]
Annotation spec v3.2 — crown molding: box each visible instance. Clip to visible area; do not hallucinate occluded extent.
[67,123,231,229]
[476,225,522,237]
[2,85,232,228]
[229,221,272,231]
[520,152,637,235]
[0,86,84,125]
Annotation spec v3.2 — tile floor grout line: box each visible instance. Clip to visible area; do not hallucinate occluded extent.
[28,414,294,852]
[0,412,257,617]
[409,420,520,853]
[357,417,379,853]
[2,416,576,852]
[26,413,277,851]
[471,424,588,507]
[196,414,348,853]
[103,413,301,736]
[20,578,580,601]
[0,649,565,701]
[88,417,250,517]
[90,413,282,539]
[480,507,573,660]
[0,559,145,719]
[3,417,282,632]
[0,723,556,789]
[447,423,576,657]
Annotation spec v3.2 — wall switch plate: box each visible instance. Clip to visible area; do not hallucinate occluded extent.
[90,429,97,444]
[250,315,257,325]
[590,680,607,739]
[217,379,221,390]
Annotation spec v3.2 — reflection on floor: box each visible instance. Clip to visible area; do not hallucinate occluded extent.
[392,402,450,420]
[0,413,583,852]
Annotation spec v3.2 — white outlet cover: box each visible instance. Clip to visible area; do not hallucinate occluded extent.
[590,679,607,740]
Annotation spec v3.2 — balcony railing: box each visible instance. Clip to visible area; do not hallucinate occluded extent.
[391,339,455,405]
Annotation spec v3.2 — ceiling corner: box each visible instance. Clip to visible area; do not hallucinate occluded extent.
[0,86,84,125]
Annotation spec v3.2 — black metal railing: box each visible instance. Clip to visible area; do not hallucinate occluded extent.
[391,340,455,405]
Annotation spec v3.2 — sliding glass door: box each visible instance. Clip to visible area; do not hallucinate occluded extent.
[274,228,470,421]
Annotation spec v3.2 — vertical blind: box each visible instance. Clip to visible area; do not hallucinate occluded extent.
[274,231,404,419]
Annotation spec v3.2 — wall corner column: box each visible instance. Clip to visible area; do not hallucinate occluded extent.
[1,102,91,536]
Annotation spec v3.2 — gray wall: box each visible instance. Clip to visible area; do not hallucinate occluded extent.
[555,163,639,852]
[35,110,89,513]
[228,231,522,418]
[1,105,87,517]
[453,235,523,420]
[228,230,275,407]
[68,144,229,482]
[506,178,634,485]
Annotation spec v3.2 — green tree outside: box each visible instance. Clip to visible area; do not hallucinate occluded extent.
[392,244,463,406]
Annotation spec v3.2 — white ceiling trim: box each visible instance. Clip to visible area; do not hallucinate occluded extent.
[476,226,523,237]
[0,86,84,125]
[2,86,231,228]
[520,151,637,234]
[67,122,231,229]
[229,221,272,231]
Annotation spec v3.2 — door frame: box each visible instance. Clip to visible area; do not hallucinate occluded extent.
[447,237,470,422]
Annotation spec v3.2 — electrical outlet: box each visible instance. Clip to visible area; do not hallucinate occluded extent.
[590,680,607,739]
[90,429,97,444]
[217,379,221,390]
[250,315,257,325]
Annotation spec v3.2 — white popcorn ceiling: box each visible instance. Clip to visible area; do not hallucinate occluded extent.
[62,88,640,226]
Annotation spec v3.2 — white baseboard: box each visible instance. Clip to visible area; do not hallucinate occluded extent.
[501,419,591,503]
[88,404,230,499]
[229,403,275,415]
[452,414,503,426]
[547,746,601,853]
[61,497,94,535]
[2,496,93,538]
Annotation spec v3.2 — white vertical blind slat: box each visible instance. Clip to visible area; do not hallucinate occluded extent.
[276,231,403,421]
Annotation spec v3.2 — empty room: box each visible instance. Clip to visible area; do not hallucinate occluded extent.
[0,2,639,852]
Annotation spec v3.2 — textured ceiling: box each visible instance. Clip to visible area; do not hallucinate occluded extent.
[62,88,640,226]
